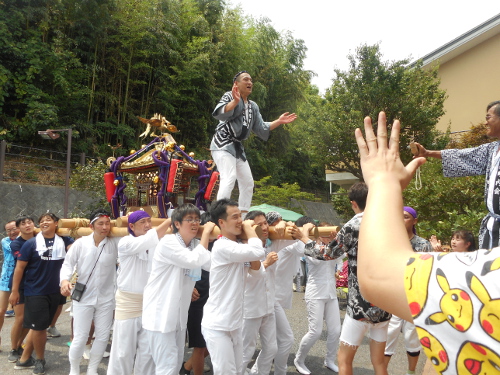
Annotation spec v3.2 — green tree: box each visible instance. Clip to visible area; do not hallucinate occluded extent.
[329,188,353,223]
[0,0,317,189]
[0,0,87,146]
[238,18,313,187]
[70,159,137,217]
[252,176,317,211]
[404,122,489,243]
[303,44,447,180]
[70,159,109,217]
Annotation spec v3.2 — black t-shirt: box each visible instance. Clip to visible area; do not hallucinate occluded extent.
[19,235,74,296]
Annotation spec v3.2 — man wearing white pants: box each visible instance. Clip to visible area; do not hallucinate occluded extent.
[202,199,265,375]
[107,210,172,375]
[294,246,343,374]
[60,211,119,375]
[241,211,278,375]
[143,204,213,375]
[259,215,314,375]
[210,71,297,214]
[211,150,254,212]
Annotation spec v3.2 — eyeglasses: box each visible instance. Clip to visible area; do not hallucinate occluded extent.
[486,115,498,121]
[183,218,201,224]
[6,229,18,233]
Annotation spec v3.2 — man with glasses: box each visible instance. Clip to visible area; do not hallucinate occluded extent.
[142,204,213,374]
[413,100,500,249]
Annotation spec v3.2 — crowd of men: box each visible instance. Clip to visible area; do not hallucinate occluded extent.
[1,99,500,375]
[1,189,429,375]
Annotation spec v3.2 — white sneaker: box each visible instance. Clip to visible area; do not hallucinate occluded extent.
[103,351,110,358]
[324,360,339,373]
[47,326,61,337]
[83,345,91,360]
[293,358,311,375]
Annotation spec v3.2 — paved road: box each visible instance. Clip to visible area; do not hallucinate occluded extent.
[0,292,426,374]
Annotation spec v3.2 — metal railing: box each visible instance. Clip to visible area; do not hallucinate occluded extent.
[0,140,85,185]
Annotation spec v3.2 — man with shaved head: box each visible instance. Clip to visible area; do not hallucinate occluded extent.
[210,71,297,216]
[414,100,500,249]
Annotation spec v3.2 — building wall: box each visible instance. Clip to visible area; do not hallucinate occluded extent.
[435,32,500,133]
[0,182,98,238]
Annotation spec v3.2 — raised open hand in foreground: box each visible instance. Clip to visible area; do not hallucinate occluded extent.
[354,111,426,190]
[355,111,426,322]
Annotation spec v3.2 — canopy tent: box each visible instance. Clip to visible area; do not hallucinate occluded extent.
[248,203,302,222]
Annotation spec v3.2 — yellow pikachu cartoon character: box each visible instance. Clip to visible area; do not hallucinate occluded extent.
[456,341,500,374]
[405,253,434,318]
[425,268,474,332]
[466,271,500,342]
[415,327,449,374]
[480,249,500,276]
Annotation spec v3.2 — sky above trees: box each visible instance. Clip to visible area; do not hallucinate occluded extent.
[231,0,500,93]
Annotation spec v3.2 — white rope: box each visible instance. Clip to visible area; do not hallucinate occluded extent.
[414,167,422,190]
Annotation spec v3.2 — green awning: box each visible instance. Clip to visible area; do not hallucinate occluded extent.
[248,203,302,222]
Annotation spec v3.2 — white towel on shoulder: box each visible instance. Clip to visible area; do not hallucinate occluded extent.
[35,232,66,260]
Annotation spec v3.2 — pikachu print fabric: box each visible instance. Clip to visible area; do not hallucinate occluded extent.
[405,249,500,374]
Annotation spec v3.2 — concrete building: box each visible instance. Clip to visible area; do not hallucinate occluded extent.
[325,14,500,191]
[418,13,500,133]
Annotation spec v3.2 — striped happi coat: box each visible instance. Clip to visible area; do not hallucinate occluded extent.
[442,141,500,248]
[210,91,270,161]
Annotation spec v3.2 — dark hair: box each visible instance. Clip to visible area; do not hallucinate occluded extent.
[4,220,16,228]
[348,182,368,210]
[200,211,215,250]
[451,230,476,252]
[487,101,500,117]
[245,210,266,221]
[295,216,316,227]
[233,70,248,82]
[171,203,200,233]
[200,212,212,226]
[38,213,59,224]
[89,209,111,223]
[210,198,238,228]
[15,216,35,227]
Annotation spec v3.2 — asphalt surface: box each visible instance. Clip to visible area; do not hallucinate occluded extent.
[0,292,426,374]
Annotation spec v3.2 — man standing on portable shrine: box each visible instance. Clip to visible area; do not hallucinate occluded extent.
[210,71,297,216]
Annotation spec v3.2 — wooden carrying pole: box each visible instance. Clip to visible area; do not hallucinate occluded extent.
[58,218,117,228]
[114,216,165,227]
[40,222,340,241]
